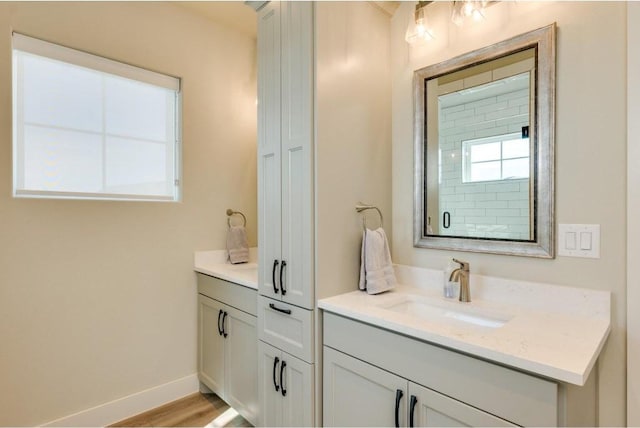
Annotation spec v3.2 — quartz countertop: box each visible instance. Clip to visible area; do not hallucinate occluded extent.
[318,265,611,386]
[194,249,258,289]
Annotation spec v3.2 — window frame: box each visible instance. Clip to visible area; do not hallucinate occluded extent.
[461,132,530,184]
[12,33,182,202]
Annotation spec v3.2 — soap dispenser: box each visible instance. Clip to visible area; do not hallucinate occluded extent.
[443,259,459,298]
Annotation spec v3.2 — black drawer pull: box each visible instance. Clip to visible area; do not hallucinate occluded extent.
[269,303,292,315]
[280,260,287,295]
[395,389,403,428]
[409,395,418,427]
[217,309,223,336]
[221,311,228,338]
[273,356,280,392]
[272,260,279,294]
[280,360,287,397]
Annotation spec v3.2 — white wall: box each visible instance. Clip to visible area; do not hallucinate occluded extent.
[391,2,626,425]
[0,3,256,425]
[315,1,391,300]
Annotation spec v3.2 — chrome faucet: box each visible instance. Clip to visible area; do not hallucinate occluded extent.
[449,258,470,302]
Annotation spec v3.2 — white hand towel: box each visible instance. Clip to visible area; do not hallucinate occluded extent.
[359,227,396,294]
[359,229,367,291]
[227,225,249,264]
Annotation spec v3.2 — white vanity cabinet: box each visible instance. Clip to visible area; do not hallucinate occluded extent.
[257,2,316,425]
[324,346,514,427]
[257,0,314,311]
[323,312,561,427]
[254,0,393,424]
[197,274,258,426]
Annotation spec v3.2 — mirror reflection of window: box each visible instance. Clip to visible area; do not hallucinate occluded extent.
[462,134,530,183]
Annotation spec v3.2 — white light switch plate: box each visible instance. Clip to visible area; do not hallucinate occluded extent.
[558,224,600,258]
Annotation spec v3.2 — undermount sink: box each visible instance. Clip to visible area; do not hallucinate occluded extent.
[381,296,512,329]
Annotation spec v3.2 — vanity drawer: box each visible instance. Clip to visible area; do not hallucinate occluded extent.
[197,273,257,316]
[258,296,314,363]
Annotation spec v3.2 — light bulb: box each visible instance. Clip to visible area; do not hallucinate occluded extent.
[472,7,485,21]
[463,1,474,17]
[415,18,426,36]
[451,10,464,26]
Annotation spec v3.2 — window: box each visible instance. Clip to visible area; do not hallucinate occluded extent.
[462,133,530,183]
[12,33,181,201]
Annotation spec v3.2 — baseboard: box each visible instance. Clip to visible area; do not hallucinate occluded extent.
[42,374,199,427]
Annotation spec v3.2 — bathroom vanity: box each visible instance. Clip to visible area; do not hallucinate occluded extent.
[319,266,610,427]
[194,251,259,426]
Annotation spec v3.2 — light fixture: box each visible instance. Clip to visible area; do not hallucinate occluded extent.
[406,1,493,45]
[405,1,435,44]
[451,0,488,26]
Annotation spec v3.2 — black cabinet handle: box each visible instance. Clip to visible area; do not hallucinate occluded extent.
[269,303,292,315]
[409,395,418,428]
[272,356,280,392]
[280,260,287,295]
[221,311,228,338]
[395,389,403,428]
[272,260,280,294]
[280,360,287,397]
[217,309,223,336]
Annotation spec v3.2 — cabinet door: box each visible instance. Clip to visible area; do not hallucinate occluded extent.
[281,353,314,427]
[323,346,407,427]
[280,0,314,309]
[224,306,259,426]
[198,295,225,396]
[258,0,283,301]
[408,383,515,427]
[258,341,283,427]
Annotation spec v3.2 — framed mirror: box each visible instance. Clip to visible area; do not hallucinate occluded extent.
[414,24,556,258]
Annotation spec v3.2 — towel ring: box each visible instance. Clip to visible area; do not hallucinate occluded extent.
[355,203,383,230]
[226,209,247,228]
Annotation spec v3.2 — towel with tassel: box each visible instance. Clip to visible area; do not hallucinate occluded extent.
[227,225,249,264]
[359,227,396,294]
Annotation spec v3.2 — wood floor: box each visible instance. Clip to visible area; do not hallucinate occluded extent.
[110,393,251,427]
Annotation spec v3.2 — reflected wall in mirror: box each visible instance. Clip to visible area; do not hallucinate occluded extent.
[414,24,556,258]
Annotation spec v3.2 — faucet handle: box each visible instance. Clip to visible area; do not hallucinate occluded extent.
[452,258,469,271]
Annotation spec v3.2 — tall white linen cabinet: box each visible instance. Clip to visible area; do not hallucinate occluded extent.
[251,1,392,426]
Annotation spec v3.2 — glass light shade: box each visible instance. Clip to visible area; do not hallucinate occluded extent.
[451,0,486,26]
[405,6,434,44]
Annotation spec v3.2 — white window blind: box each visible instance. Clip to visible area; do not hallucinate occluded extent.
[12,33,182,201]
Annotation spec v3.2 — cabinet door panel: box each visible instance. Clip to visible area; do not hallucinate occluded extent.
[281,353,314,427]
[258,341,283,427]
[225,307,259,426]
[280,0,314,309]
[198,295,225,396]
[409,383,515,427]
[258,0,283,301]
[323,346,407,427]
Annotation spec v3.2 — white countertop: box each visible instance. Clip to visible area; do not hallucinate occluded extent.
[318,265,611,386]
[194,249,258,289]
